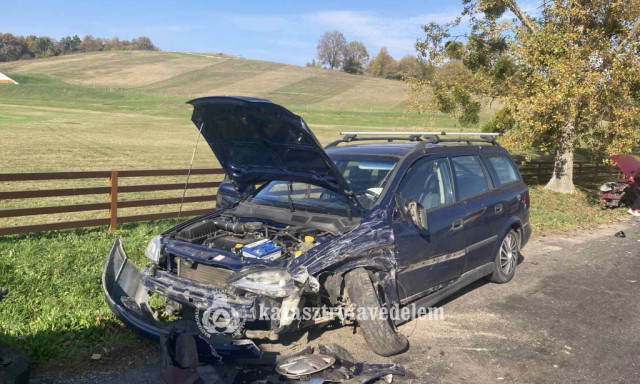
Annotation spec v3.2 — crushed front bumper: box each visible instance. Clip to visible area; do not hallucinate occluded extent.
[101,237,262,361]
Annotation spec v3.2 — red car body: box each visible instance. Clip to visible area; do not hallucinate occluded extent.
[600,155,640,208]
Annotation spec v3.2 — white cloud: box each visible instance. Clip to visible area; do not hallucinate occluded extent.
[303,10,460,58]
[220,9,460,60]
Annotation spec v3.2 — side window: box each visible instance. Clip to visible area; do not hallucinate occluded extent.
[451,155,490,199]
[487,156,519,185]
[396,158,454,211]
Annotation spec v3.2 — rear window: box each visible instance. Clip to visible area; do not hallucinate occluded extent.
[451,155,490,199]
[487,156,519,185]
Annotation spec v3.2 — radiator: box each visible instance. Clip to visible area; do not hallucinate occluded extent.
[177,258,233,287]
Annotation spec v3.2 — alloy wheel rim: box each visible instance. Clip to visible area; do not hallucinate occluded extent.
[499,233,517,275]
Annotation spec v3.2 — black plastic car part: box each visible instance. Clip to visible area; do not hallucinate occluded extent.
[0,345,30,384]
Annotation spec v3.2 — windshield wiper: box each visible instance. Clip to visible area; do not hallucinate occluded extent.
[287,181,295,213]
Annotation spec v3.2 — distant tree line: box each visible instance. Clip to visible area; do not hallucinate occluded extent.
[309,31,433,81]
[0,33,158,62]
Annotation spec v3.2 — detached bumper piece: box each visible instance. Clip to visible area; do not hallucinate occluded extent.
[102,238,261,362]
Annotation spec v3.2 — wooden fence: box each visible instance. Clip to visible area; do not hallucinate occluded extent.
[0,161,623,236]
[0,168,224,236]
[517,161,619,184]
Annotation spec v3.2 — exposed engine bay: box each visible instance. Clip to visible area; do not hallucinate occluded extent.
[128,214,346,343]
[600,181,636,208]
[173,216,328,262]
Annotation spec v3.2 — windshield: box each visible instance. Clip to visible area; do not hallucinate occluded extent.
[248,157,398,215]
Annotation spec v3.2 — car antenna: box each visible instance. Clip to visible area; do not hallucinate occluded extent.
[177,122,205,221]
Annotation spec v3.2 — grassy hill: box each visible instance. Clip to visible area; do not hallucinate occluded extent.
[0,51,476,174]
[0,51,409,111]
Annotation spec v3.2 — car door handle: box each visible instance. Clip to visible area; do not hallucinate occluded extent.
[495,204,503,213]
[451,219,464,231]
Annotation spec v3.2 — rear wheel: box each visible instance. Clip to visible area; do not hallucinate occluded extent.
[344,268,408,356]
[488,229,519,283]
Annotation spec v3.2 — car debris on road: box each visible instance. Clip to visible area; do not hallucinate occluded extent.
[159,336,408,384]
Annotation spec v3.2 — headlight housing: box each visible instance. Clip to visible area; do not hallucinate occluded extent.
[227,267,297,298]
[144,235,163,264]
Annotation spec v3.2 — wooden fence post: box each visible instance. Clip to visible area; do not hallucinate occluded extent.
[577,162,583,179]
[109,170,118,232]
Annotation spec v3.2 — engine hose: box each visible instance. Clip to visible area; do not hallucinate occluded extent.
[212,219,247,234]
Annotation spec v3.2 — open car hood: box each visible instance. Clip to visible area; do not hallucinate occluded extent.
[188,96,358,204]
[609,154,640,177]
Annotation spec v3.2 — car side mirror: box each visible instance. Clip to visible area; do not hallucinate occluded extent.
[407,200,428,231]
[395,196,428,231]
[216,181,242,209]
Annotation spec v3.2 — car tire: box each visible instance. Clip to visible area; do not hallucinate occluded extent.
[488,229,519,284]
[345,268,408,357]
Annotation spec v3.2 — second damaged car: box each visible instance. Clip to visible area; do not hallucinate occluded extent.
[103,96,531,360]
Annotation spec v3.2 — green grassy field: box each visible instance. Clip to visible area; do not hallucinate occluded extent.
[0,57,473,174]
[0,51,411,111]
[0,221,164,366]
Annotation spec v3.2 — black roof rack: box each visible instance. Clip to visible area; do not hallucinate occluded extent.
[325,131,501,148]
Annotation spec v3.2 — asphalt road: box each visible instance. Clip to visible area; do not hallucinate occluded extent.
[35,219,640,383]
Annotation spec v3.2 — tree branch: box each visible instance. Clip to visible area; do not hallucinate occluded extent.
[507,0,537,34]
[616,17,640,53]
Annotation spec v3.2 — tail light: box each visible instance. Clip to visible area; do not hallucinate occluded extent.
[522,190,530,208]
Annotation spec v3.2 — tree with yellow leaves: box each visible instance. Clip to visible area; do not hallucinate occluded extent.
[408,0,640,193]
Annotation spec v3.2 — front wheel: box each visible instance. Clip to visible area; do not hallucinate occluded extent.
[344,268,408,357]
[488,229,519,283]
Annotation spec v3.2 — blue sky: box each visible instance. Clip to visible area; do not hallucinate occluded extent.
[1,1,539,66]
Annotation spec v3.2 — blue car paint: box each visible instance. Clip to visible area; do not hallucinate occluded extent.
[288,206,396,275]
[392,199,468,299]
[188,96,356,203]
[103,97,531,360]
[289,143,529,303]
[215,180,244,210]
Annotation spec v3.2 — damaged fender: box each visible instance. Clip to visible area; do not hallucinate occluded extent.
[289,208,398,301]
[290,208,396,275]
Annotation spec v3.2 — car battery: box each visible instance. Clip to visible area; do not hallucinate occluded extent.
[241,239,282,260]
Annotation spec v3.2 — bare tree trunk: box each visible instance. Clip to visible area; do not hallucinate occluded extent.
[545,124,577,194]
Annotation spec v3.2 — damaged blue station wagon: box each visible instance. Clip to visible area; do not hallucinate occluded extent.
[103,96,530,360]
